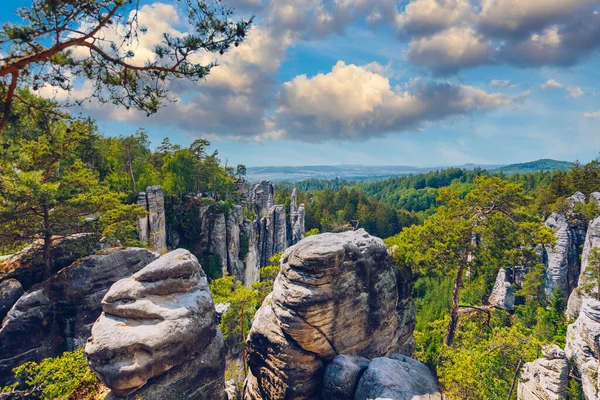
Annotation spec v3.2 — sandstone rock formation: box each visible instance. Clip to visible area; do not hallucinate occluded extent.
[353,355,442,400]
[244,230,416,400]
[565,299,600,400]
[290,188,305,245]
[567,214,600,318]
[85,249,225,400]
[542,193,587,298]
[0,279,23,323]
[517,345,569,400]
[0,233,99,290]
[323,355,370,400]
[489,268,516,310]
[488,267,529,311]
[136,186,167,253]
[0,247,157,385]
[250,180,274,218]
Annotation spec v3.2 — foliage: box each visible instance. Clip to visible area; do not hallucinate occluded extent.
[305,228,320,237]
[579,247,600,301]
[0,0,251,131]
[387,176,555,345]
[1,348,99,400]
[0,94,143,278]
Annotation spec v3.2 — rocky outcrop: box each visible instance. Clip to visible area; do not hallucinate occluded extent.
[136,186,167,253]
[353,355,441,400]
[85,249,225,399]
[0,279,23,322]
[542,193,587,298]
[565,299,600,400]
[250,181,274,218]
[0,247,158,385]
[488,267,528,311]
[489,268,516,310]
[244,230,416,400]
[0,233,99,291]
[517,345,569,400]
[567,214,600,318]
[290,188,305,245]
[136,191,149,244]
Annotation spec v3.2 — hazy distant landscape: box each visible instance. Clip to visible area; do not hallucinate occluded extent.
[247,159,574,182]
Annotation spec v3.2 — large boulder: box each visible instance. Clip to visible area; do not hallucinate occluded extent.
[0,233,99,290]
[0,279,23,322]
[565,299,600,400]
[353,355,442,400]
[323,355,370,400]
[85,249,226,400]
[0,247,158,385]
[517,345,569,400]
[244,230,416,400]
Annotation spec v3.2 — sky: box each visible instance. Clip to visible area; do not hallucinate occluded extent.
[1,0,600,167]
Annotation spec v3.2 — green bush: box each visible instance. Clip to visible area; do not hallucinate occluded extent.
[2,348,99,400]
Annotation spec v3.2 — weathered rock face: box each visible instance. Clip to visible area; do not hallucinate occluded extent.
[488,267,529,311]
[250,181,275,219]
[147,186,167,253]
[244,230,416,400]
[517,345,569,400]
[0,233,99,291]
[565,299,600,400]
[290,188,305,245]
[0,248,158,385]
[85,249,225,399]
[489,268,516,310]
[136,191,149,244]
[351,355,442,400]
[323,355,370,400]
[567,214,600,318]
[543,205,586,298]
[0,279,23,322]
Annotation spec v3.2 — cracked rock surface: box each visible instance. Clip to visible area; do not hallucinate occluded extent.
[243,230,415,400]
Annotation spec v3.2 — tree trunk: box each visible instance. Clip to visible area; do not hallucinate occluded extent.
[445,262,466,346]
[42,206,53,280]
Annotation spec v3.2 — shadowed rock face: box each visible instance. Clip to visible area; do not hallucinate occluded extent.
[244,230,416,400]
[85,249,225,399]
[0,247,158,386]
[565,299,600,400]
[517,345,569,400]
[0,279,23,322]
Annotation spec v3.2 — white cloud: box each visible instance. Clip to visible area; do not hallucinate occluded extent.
[490,79,511,87]
[273,61,511,141]
[407,26,494,74]
[567,86,585,98]
[396,0,474,36]
[583,111,600,118]
[540,79,564,89]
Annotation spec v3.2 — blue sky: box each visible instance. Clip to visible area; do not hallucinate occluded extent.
[2,0,600,167]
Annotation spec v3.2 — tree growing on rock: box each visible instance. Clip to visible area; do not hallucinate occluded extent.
[0,0,251,131]
[388,176,555,346]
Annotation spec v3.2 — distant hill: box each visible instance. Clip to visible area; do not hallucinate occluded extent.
[247,163,503,183]
[491,159,574,175]
[246,159,573,182]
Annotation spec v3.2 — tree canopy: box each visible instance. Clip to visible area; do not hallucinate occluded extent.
[0,0,251,131]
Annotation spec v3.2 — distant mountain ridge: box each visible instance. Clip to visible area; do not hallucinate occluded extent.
[247,159,572,182]
[490,159,574,174]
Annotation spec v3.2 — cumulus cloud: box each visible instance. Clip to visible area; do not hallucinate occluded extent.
[397,0,475,36]
[407,26,494,75]
[584,111,600,118]
[540,79,564,89]
[272,61,511,141]
[489,79,511,87]
[567,86,585,98]
[478,0,598,37]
